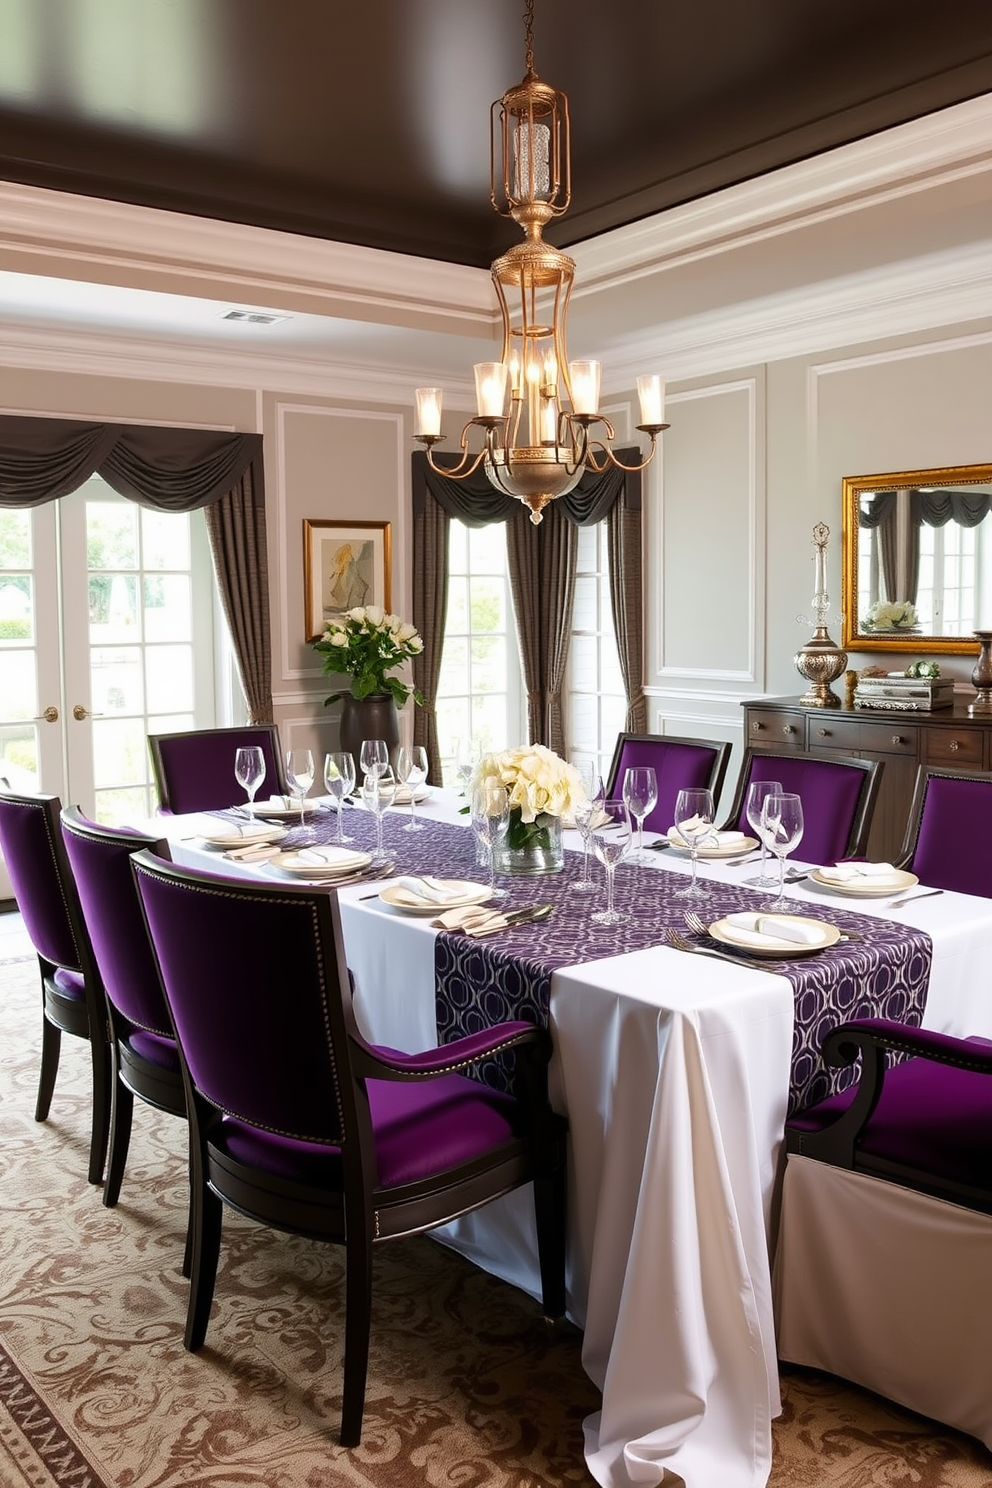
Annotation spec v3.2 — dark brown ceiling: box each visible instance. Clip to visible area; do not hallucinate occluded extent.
[2,0,991,269]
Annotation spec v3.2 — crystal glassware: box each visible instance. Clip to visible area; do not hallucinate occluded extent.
[361,766,396,861]
[571,769,606,892]
[672,787,716,898]
[324,751,356,844]
[761,792,805,911]
[395,745,429,832]
[742,778,783,887]
[590,817,632,925]
[285,748,316,840]
[471,779,510,900]
[360,738,389,782]
[623,766,658,864]
[234,745,266,817]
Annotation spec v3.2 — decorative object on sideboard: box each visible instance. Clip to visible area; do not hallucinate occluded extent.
[969,631,992,717]
[793,522,847,708]
[855,662,953,712]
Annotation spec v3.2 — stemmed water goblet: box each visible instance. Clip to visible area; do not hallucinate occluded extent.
[361,766,396,862]
[571,768,606,893]
[590,816,632,926]
[360,738,389,783]
[623,766,658,864]
[742,779,784,887]
[285,749,316,840]
[324,751,356,845]
[760,792,805,910]
[471,779,510,901]
[234,745,266,818]
[395,745,429,832]
[672,787,716,898]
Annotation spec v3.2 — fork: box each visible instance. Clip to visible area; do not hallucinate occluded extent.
[684,910,710,936]
[663,928,761,970]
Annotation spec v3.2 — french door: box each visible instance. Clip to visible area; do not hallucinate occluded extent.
[0,475,218,825]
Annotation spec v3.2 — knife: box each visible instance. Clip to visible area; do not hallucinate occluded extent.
[463,903,554,936]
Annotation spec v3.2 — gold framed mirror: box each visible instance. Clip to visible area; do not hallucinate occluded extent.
[841,463,992,654]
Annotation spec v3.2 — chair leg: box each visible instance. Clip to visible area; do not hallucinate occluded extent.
[34,1015,61,1122]
[185,1185,223,1353]
[340,1226,373,1447]
[86,1031,112,1186]
[102,1069,134,1208]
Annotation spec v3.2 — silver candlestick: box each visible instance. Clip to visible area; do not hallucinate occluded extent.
[794,521,847,708]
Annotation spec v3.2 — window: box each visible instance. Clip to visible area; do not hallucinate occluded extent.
[566,522,626,783]
[436,520,521,781]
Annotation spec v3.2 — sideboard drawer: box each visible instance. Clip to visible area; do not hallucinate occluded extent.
[746,709,804,747]
[808,718,864,753]
[850,719,919,756]
[923,727,985,766]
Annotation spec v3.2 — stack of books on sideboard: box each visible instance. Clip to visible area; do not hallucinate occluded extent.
[854,675,955,711]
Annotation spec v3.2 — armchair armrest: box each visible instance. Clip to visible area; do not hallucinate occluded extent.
[350,1020,548,1082]
[824,1017,992,1076]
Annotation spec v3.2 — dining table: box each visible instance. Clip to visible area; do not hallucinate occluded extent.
[157,788,992,1488]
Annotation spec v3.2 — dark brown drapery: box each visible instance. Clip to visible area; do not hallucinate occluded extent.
[0,416,271,722]
[412,449,643,757]
[411,488,450,783]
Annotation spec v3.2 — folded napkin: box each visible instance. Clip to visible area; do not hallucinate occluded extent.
[817,861,901,885]
[434,904,500,931]
[294,847,361,869]
[394,875,466,905]
[721,912,825,948]
[669,824,747,849]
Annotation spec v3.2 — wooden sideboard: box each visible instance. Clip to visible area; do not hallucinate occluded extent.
[741,696,992,862]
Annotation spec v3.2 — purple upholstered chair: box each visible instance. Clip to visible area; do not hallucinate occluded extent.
[0,787,109,1184]
[130,850,567,1446]
[896,766,992,896]
[60,808,189,1258]
[604,733,731,832]
[148,724,286,814]
[721,747,882,862]
[775,1018,992,1447]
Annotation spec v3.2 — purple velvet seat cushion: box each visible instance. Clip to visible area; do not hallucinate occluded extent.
[610,740,719,831]
[127,1029,181,1071]
[52,967,85,1000]
[730,756,865,863]
[909,775,992,897]
[787,1054,992,1192]
[217,1069,521,1190]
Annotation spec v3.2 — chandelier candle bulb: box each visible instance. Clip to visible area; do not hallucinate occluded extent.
[474,363,508,418]
[637,375,665,427]
[570,360,601,416]
[540,399,557,445]
[414,387,443,439]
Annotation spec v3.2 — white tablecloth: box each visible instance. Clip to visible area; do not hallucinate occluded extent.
[161,796,992,1488]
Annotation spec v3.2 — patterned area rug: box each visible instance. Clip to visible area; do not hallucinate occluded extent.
[2,950,992,1487]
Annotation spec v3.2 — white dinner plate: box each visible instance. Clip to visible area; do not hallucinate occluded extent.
[666,830,759,860]
[252,802,307,822]
[378,880,492,916]
[268,847,372,878]
[392,785,432,805]
[709,914,840,958]
[198,822,286,849]
[808,867,918,897]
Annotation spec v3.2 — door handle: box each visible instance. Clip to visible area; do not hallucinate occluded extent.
[72,705,104,722]
[33,706,59,723]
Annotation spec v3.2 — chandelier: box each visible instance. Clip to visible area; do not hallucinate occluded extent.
[414,0,667,525]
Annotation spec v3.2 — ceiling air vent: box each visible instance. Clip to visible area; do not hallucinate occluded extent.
[222,310,289,325]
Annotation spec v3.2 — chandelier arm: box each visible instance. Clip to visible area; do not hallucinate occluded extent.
[423,428,492,482]
[601,437,659,475]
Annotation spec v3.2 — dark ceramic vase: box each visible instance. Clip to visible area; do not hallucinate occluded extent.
[339,692,400,763]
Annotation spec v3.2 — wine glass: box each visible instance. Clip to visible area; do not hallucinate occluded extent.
[324,751,356,845]
[672,787,716,898]
[395,745,429,832]
[623,766,658,864]
[471,779,510,900]
[571,769,606,893]
[455,739,480,798]
[761,792,805,910]
[742,779,783,887]
[234,745,266,817]
[285,749,315,839]
[361,766,396,861]
[359,738,388,783]
[590,816,632,925]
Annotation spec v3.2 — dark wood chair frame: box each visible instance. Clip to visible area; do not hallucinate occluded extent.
[719,747,883,858]
[604,732,732,805]
[147,723,287,813]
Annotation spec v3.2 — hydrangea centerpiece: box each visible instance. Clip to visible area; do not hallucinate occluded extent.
[313,605,425,707]
[471,744,585,860]
[864,600,919,632]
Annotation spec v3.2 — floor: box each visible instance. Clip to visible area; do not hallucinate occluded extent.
[0,907,31,961]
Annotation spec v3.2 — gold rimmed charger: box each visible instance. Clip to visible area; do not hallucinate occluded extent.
[808,867,918,897]
[268,846,373,879]
[666,830,759,860]
[198,822,286,850]
[378,880,492,916]
[708,913,840,958]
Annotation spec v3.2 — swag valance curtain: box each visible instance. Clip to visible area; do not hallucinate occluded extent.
[411,450,645,782]
[860,488,992,609]
[0,416,272,723]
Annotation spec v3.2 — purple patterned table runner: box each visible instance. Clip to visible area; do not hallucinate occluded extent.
[274,807,931,1113]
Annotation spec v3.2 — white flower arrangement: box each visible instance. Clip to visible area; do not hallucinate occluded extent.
[313,605,424,707]
[471,744,586,851]
[864,600,919,632]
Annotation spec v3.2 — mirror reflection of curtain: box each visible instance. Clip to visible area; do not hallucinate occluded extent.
[859,487,992,625]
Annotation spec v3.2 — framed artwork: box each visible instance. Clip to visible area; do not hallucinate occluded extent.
[303,519,392,642]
